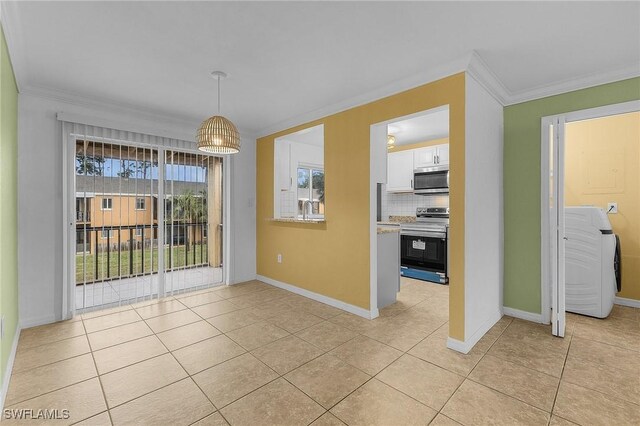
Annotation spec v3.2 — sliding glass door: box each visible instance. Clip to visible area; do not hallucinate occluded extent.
[163,150,223,294]
[74,139,223,313]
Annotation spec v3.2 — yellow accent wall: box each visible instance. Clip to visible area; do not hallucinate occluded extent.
[565,111,640,300]
[389,137,449,153]
[257,73,466,340]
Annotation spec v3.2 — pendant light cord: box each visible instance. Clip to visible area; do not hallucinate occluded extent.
[217,75,221,114]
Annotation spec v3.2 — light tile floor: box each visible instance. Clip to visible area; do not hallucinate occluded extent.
[4,278,640,425]
[76,266,223,310]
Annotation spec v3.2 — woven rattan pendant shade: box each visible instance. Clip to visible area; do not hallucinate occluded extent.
[197,115,240,154]
[197,71,240,154]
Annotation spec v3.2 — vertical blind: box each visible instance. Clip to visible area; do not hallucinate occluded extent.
[61,121,224,315]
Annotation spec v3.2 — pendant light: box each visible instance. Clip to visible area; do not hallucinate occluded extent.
[197,71,241,154]
[387,134,396,150]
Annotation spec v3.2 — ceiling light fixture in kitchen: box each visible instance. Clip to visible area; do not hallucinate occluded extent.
[387,135,396,149]
[197,71,241,154]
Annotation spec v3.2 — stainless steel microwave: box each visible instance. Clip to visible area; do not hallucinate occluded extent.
[413,165,449,194]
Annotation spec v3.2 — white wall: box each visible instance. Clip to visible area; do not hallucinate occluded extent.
[18,92,256,327]
[462,73,504,348]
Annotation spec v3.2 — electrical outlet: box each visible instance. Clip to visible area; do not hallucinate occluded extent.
[277,254,282,263]
[607,202,618,214]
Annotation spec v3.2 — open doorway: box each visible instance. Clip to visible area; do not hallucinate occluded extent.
[541,101,640,336]
[371,105,451,323]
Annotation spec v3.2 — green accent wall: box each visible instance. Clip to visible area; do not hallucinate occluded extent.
[1,25,19,387]
[504,77,640,313]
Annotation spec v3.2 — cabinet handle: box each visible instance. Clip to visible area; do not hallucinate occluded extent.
[411,179,413,189]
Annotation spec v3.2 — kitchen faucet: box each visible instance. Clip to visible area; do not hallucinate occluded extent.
[303,200,313,220]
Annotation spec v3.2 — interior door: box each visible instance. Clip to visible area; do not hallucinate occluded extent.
[548,117,566,337]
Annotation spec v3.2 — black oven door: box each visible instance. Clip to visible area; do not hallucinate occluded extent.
[400,231,447,273]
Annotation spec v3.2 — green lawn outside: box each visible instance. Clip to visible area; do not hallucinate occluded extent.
[76,244,208,283]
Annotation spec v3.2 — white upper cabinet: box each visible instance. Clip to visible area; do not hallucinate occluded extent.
[436,144,449,166]
[387,150,414,192]
[413,146,438,168]
[387,143,449,193]
[413,144,449,168]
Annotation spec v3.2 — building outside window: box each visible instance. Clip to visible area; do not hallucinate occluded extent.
[101,197,113,210]
[101,229,115,239]
[135,197,146,210]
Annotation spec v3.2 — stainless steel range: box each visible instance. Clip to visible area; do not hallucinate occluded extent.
[400,207,449,284]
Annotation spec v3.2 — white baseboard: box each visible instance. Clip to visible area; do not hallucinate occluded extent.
[257,275,377,319]
[1,326,21,411]
[615,297,640,309]
[502,306,544,323]
[446,309,502,354]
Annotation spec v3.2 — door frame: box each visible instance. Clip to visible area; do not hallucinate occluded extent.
[62,133,231,319]
[540,100,640,332]
[369,105,450,319]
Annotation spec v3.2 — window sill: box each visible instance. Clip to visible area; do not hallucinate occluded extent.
[270,218,326,224]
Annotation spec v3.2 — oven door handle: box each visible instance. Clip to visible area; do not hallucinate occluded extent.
[401,230,447,239]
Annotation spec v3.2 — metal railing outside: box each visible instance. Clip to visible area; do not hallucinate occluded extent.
[75,223,209,284]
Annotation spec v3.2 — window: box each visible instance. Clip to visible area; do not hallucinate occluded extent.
[135,228,143,237]
[101,198,113,210]
[135,197,146,210]
[101,229,115,239]
[297,166,325,218]
[273,124,324,220]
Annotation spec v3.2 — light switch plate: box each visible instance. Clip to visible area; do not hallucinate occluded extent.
[607,202,618,214]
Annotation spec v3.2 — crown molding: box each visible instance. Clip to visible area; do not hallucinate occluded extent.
[505,63,640,106]
[21,85,258,141]
[1,0,26,92]
[257,50,512,138]
[4,0,636,137]
[466,51,510,105]
[257,52,474,138]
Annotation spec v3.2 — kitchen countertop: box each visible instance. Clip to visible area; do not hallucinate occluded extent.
[388,215,416,223]
[377,227,400,234]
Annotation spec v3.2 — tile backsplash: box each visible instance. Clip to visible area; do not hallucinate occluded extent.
[381,184,449,219]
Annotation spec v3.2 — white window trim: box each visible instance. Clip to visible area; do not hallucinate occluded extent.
[101,197,113,211]
[135,197,146,211]
[296,165,325,219]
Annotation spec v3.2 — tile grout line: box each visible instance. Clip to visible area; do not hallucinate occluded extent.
[80,315,116,426]
[3,283,272,413]
[432,317,514,424]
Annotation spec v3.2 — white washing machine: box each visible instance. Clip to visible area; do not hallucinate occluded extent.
[565,206,619,318]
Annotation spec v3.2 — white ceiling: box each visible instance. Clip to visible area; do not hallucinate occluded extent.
[388,109,449,146]
[277,124,324,147]
[5,2,639,136]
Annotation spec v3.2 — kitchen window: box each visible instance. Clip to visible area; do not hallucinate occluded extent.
[135,197,146,210]
[101,197,113,210]
[297,166,325,218]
